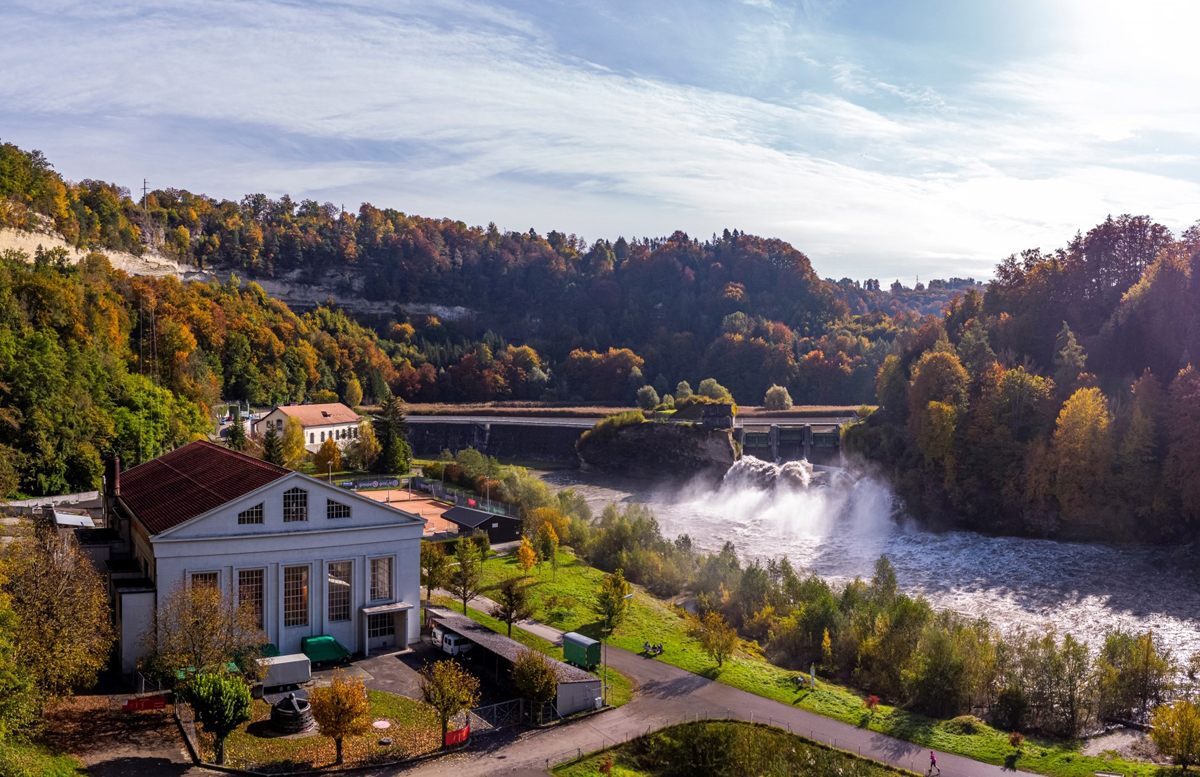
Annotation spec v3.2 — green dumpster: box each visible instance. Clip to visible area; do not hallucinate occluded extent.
[563,631,600,670]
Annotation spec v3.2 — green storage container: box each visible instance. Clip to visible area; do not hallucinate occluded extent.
[562,631,600,669]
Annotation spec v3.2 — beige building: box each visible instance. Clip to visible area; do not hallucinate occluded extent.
[256,403,362,452]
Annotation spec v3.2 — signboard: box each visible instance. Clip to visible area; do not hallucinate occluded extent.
[338,478,402,491]
[444,724,470,746]
[122,696,167,712]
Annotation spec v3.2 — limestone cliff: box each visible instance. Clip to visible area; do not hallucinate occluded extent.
[576,420,737,479]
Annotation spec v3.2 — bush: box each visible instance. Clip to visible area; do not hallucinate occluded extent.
[763,384,793,411]
[942,715,985,735]
[697,378,733,402]
[579,410,645,445]
[636,385,660,411]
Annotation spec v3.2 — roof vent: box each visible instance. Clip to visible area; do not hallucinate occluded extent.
[322,411,330,417]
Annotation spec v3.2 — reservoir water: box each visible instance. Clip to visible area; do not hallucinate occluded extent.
[543,458,1200,659]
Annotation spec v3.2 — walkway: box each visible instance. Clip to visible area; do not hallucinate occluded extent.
[403,594,1013,776]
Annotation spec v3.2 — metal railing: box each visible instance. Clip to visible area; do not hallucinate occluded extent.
[469,698,525,734]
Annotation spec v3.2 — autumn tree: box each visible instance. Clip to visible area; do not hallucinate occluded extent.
[516,536,537,576]
[420,542,450,602]
[182,673,251,765]
[697,378,733,402]
[1053,322,1087,392]
[346,418,381,471]
[420,660,480,745]
[1151,700,1200,771]
[906,350,968,441]
[447,539,482,614]
[142,582,265,685]
[5,532,113,700]
[282,416,307,470]
[262,423,284,466]
[0,558,38,739]
[1166,365,1200,524]
[510,649,559,721]
[314,436,342,475]
[1095,628,1175,723]
[699,610,738,668]
[310,670,371,765]
[675,380,693,399]
[763,384,793,411]
[489,576,536,637]
[343,376,363,409]
[536,522,559,578]
[1052,388,1113,527]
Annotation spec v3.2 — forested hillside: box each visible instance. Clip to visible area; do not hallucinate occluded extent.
[847,215,1200,542]
[1,142,923,405]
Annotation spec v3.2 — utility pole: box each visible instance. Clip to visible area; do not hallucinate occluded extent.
[142,179,149,208]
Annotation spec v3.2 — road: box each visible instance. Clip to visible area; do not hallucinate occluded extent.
[405,414,857,429]
[388,595,1012,777]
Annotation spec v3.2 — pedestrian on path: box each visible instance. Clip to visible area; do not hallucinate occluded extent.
[929,750,939,775]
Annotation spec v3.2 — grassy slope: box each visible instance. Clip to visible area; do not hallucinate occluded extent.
[483,550,1171,777]
[432,595,633,708]
[553,720,916,777]
[0,739,84,776]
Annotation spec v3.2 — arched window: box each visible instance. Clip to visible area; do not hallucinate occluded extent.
[283,487,308,522]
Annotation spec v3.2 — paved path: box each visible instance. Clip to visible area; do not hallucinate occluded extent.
[404,596,1014,776]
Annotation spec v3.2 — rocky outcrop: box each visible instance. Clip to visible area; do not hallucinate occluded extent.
[576,420,737,480]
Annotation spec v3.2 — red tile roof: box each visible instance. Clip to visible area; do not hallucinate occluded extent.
[121,440,290,535]
[274,403,360,427]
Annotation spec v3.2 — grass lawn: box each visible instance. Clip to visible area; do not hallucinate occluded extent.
[0,739,84,776]
[209,690,440,771]
[484,550,1175,777]
[553,720,916,777]
[432,595,633,708]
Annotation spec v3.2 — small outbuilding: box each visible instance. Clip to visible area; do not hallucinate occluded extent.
[441,506,522,544]
[427,606,602,715]
[562,632,600,670]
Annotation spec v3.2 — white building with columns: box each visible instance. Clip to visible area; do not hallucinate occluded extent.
[106,441,423,677]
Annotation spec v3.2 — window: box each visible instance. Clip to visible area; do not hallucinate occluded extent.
[353,427,359,439]
[368,613,395,638]
[370,557,392,600]
[238,569,264,629]
[283,487,308,522]
[283,566,309,627]
[327,561,351,621]
[191,571,219,588]
[309,432,315,444]
[237,503,264,525]
[326,499,351,520]
[320,431,325,442]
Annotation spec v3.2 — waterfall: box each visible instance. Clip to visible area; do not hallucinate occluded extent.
[721,455,815,491]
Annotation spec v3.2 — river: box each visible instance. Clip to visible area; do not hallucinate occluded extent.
[542,459,1200,659]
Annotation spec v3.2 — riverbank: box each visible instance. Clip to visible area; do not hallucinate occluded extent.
[482,548,1166,777]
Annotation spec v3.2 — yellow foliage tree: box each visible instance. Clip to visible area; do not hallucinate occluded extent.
[310,670,372,765]
[1150,700,1200,771]
[314,436,342,475]
[516,536,537,576]
[1052,387,1113,526]
[282,416,307,470]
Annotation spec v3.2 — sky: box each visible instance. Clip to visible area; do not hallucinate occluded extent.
[2,0,1200,281]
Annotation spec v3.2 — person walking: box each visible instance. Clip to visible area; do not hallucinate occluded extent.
[929,750,939,775]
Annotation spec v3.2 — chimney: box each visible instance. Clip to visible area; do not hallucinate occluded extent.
[106,455,121,498]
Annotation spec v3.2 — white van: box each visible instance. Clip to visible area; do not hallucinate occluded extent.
[432,625,474,656]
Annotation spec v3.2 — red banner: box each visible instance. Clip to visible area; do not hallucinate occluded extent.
[122,696,167,712]
[444,724,470,746]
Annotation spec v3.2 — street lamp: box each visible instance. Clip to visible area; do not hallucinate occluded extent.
[602,592,634,706]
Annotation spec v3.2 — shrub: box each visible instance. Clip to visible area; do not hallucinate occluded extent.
[763,384,793,411]
[579,410,645,445]
[1009,731,1025,751]
[636,385,660,411]
[942,715,984,735]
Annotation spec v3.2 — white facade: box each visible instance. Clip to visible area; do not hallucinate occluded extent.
[256,407,361,453]
[119,472,422,675]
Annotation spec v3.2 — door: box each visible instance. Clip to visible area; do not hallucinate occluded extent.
[367,612,396,651]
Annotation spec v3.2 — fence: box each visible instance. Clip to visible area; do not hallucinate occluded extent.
[417,478,519,517]
[468,698,525,734]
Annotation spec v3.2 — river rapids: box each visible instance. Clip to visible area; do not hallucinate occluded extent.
[544,456,1200,657]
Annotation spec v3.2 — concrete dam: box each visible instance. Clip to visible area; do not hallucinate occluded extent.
[405,415,847,466]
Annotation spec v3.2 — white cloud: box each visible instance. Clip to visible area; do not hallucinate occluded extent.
[1,0,1198,281]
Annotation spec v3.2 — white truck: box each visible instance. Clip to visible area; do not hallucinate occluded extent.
[432,625,474,656]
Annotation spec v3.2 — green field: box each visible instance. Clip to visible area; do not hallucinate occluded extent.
[484,549,1171,777]
[432,595,633,708]
[553,720,915,777]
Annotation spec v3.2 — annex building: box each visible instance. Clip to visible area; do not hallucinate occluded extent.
[105,441,423,676]
[255,403,362,452]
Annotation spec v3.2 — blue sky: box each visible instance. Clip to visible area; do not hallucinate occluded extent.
[3,0,1199,281]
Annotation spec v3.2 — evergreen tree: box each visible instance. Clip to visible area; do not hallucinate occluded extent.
[262,423,284,466]
[227,406,248,452]
[373,397,411,474]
